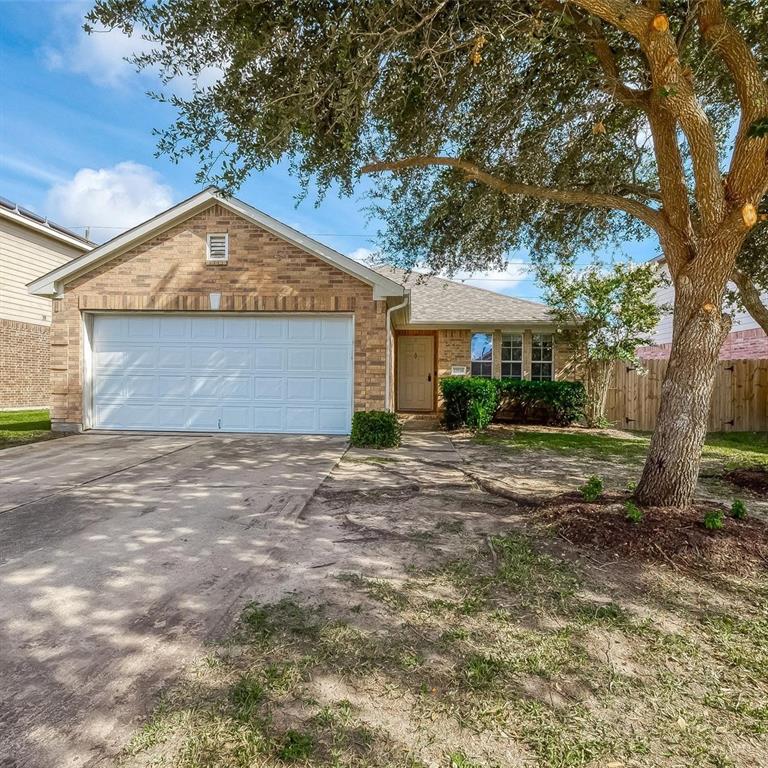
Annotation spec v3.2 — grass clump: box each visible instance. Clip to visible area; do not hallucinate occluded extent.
[275,729,314,761]
[703,509,725,531]
[579,475,604,502]
[625,501,644,523]
[730,499,748,520]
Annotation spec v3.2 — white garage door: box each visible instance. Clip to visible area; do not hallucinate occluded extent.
[91,314,354,434]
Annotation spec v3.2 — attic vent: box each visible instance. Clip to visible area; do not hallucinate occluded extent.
[206,233,229,263]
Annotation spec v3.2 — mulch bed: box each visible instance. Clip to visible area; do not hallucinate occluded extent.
[536,494,768,575]
[725,465,768,494]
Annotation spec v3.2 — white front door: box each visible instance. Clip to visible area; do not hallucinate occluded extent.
[90,314,353,434]
[397,335,434,411]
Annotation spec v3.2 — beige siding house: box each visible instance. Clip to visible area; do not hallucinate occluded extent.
[0,199,92,408]
[640,261,768,360]
[29,188,567,434]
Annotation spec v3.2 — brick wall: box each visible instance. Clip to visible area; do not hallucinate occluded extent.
[50,203,388,430]
[638,327,768,361]
[0,319,50,408]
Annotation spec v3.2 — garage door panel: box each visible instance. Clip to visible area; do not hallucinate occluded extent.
[190,317,223,340]
[319,347,351,372]
[286,407,316,431]
[254,347,285,370]
[285,377,317,401]
[92,314,353,434]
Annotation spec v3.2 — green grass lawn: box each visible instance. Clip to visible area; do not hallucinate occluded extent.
[473,427,768,468]
[0,409,58,450]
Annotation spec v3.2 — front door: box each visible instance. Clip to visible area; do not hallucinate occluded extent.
[397,335,434,411]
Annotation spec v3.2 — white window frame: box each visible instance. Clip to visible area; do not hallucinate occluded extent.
[206,232,229,264]
[470,332,494,378]
[501,333,523,379]
[531,333,555,381]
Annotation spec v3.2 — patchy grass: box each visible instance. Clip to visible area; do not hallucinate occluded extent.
[120,530,768,768]
[0,409,59,450]
[473,427,768,469]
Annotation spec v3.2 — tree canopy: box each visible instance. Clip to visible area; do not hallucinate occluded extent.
[89,1,766,272]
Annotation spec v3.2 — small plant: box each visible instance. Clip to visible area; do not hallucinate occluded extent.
[229,675,265,720]
[626,479,637,492]
[580,475,604,502]
[349,410,401,448]
[276,729,314,761]
[730,499,748,520]
[625,501,643,523]
[703,509,724,531]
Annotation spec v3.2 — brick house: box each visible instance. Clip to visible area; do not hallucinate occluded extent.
[639,259,768,360]
[0,198,92,409]
[29,188,566,434]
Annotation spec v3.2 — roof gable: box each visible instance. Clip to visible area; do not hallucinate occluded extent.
[375,266,553,326]
[28,188,404,299]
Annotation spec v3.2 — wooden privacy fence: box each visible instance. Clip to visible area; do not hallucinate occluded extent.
[604,358,768,432]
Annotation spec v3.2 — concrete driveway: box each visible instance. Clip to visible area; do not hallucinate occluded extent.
[0,433,347,768]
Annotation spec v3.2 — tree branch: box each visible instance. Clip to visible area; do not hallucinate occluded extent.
[360,155,664,232]
[697,0,768,204]
[731,266,768,336]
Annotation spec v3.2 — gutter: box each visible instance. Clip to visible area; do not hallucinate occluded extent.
[384,291,410,411]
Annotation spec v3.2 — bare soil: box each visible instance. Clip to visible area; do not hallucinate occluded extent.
[726,465,768,494]
[535,494,768,575]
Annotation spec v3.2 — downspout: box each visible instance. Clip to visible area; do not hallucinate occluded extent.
[385,291,410,412]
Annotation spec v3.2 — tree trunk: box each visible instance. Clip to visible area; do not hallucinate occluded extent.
[584,359,613,427]
[635,255,732,507]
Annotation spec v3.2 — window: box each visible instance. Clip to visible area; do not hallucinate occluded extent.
[206,233,229,263]
[470,332,493,377]
[531,333,554,380]
[501,333,523,379]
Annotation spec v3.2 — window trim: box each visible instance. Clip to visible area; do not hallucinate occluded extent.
[470,331,494,378]
[501,332,524,380]
[531,333,555,381]
[206,232,229,264]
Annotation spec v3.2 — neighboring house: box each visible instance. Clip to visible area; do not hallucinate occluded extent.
[29,188,566,434]
[639,260,768,360]
[0,198,92,409]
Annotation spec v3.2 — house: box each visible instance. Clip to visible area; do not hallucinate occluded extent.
[28,188,566,434]
[1,197,92,409]
[639,260,768,360]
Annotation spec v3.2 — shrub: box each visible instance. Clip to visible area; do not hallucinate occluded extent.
[439,376,586,430]
[496,379,586,426]
[580,475,603,502]
[703,509,724,531]
[730,499,748,520]
[440,376,499,430]
[625,501,644,523]
[349,411,401,448]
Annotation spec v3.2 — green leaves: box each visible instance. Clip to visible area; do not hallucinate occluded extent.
[747,117,768,139]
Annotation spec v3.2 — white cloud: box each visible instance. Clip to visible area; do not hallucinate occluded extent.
[451,263,530,296]
[347,247,375,264]
[43,2,223,93]
[46,162,174,241]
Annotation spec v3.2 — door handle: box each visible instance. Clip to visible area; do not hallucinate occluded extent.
[427,373,432,382]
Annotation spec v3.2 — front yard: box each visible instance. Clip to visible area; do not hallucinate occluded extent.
[118,427,768,768]
[0,409,58,450]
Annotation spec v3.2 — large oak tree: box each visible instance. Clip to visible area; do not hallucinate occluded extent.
[89,0,768,506]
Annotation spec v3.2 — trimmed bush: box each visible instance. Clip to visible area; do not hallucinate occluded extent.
[496,379,586,426]
[350,410,401,448]
[440,377,499,430]
[440,376,585,430]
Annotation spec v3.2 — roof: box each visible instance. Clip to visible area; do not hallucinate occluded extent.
[0,196,94,251]
[374,265,554,326]
[28,188,406,299]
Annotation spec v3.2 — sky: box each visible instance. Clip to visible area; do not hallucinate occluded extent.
[0,0,658,300]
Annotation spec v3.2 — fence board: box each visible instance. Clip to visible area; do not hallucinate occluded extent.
[605,358,768,432]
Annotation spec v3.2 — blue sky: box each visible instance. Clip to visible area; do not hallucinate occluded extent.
[1,1,657,299]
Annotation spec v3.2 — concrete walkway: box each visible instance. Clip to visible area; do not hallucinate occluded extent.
[0,433,346,768]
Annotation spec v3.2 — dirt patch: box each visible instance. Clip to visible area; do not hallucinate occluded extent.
[725,465,768,494]
[537,497,768,575]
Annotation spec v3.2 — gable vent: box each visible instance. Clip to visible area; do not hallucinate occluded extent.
[206,233,229,263]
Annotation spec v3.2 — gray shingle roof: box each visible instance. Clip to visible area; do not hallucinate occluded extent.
[373,265,554,325]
